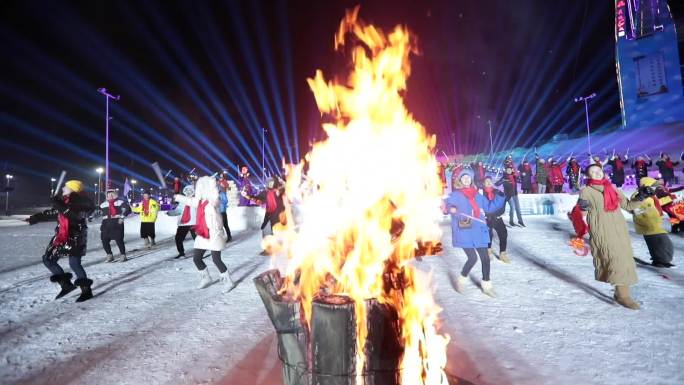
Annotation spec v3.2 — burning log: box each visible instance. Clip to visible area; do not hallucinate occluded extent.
[311,295,356,385]
[363,299,403,385]
[254,270,308,385]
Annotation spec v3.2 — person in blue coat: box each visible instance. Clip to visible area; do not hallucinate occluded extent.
[444,168,505,296]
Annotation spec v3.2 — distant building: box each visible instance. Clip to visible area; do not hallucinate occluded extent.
[615,0,684,128]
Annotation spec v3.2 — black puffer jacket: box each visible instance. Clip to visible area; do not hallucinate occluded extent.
[48,193,95,257]
[484,189,506,219]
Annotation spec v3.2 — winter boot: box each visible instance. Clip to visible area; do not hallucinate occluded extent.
[197,268,213,289]
[175,253,185,259]
[481,280,496,297]
[614,285,640,310]
[149,237,156,247]
[144,237,151,248]
[104,254,114,263]
[220,271,235,292]
[509,220,515,227]
[499,251,510,263]
[487,248,494,260]
[74,278,94,302]
[455,275,468,294]
[120,254,128,262]
[50,273,76,299]
[518,222,526,227]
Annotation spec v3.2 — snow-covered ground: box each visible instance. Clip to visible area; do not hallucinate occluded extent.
[0,212,682,385]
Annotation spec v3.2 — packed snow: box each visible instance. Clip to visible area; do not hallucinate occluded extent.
[0,207,682,385]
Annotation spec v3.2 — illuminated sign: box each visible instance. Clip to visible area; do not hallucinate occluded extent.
[616,0,626,38]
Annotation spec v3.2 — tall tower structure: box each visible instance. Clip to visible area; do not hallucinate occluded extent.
[615,0,684,129]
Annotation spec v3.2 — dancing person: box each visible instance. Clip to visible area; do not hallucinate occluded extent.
[219,181,233,242]
[566,157,582,193]
[99,189,130,262]
[535,154,548,194]
[574,164,642,310]
[42,180,95,302]
[167,185,196,258]
[444,168,505,296]
[174,176,233,289]
[238,166,256,206]
[548,158,566,193]
[131,190,160,248]
[632,155,652,187]
[483,177,509,263]
[655,153,679,186]
[518,160,533,194]
[496,166,525,227]
[247,178,287,254]
[630,178,674,268]
[607,152,627,188]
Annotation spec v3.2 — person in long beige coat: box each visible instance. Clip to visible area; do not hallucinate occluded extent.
[578,164,642,310]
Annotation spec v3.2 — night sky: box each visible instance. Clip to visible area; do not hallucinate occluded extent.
[1,0,621,206]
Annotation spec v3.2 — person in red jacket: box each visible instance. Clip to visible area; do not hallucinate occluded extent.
[548,158,567,193]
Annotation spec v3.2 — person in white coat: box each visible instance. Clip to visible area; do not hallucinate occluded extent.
[167,185,197,258]
[174,176,233,290]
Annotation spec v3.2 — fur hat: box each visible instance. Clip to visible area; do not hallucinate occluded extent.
[457,167,474,182]
[64,180,84,193]
[182,184,195,196]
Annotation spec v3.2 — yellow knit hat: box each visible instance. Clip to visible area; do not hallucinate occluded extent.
[64,180,84,193]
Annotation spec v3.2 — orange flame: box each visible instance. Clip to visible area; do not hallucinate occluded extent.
[275,7,449,384]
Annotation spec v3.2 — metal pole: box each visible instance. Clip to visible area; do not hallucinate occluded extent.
[4,191,8,216]
[487,120,493,157]
[574,93,596,156]
[262,128,266,182]
[451,133,456,155]
[98,88,120,190]
[584,99,591,155]
[97,173,102,206]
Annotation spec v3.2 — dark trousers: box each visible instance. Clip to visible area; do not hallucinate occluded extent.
[102,237,126,255]
[140,222,155,240]
[193,248,227,273]
[487,217,508,252]
[551,185,562,193]
[43,253,87,280]
[175,225,196,255]
[220,212,232,240]
[644,234,673,263]
[461,247,490,281]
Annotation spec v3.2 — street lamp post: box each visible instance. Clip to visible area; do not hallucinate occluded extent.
[50,177,56,196]
[131,179,137,202]
[262,128,267,182]
[97,88,120,190]
[574,93,597,155]
[5,174,13,216]
[95,167,104,206]
[487,120,494,158]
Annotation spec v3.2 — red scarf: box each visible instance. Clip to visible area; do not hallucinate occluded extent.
[460,187,481,217]
[614,158,623,171]
[483,186,495,201]
[266,190,278,214]
[143,199,150,216]
[194,200,210,238]
[587,178,620,212]
[180,205,191,224]
[53,195,71,246]
[108,199,117,217]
